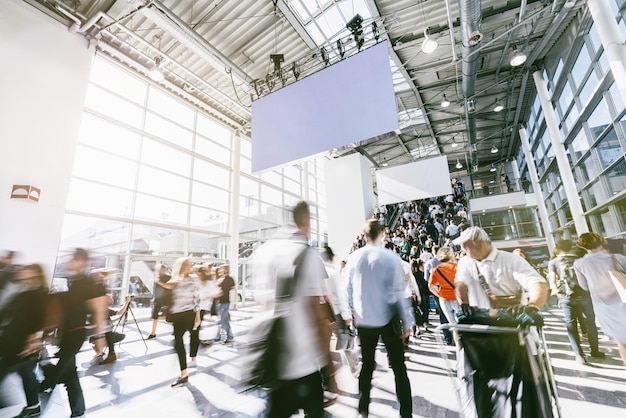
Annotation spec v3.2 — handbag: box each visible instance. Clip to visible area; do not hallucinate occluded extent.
[609,254,626,303]
[240,246,308,388]
[475,263,522,309]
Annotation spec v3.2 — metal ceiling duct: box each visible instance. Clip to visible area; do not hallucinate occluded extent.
[459,0,482,169]
[141,0,252,88]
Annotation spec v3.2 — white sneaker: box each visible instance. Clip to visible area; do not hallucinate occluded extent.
[187,359,197,368]
[90,354,104,366]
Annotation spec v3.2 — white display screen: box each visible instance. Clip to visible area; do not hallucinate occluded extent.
[251,41,398,172]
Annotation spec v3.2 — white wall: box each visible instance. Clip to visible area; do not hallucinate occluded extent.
[325,153,375,263]
[0,0,93,277]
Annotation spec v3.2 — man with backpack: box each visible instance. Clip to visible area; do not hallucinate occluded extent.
[548,239,604,365]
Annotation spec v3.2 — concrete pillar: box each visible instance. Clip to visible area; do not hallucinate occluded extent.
[587,0,626,105]
[325,154,375,263]
[532,71,588,235]
[519,127,556,251]
[229,130,242,283]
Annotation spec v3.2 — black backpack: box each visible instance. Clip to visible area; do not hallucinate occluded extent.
[557,255,586,298]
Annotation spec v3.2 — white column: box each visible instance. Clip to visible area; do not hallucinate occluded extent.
[519,127,555,251]
[229,130,242,283]
[0,0,93,279]
[532,71,589,235]
[587,0,626,105]
[325,154,375,263]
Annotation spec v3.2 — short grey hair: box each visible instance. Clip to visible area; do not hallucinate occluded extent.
[455,226,491,246]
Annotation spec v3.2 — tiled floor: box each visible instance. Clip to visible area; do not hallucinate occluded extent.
[1,303,625,418]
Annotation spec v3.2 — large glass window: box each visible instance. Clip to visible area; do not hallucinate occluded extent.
[579,153,601,184]
[147,88,195,128]
[585,179,608,208]
[59,54,329,316]
[79,113,142,159]
[137,165,190,202]
[89,58,147,105]
[609,81,625,113]
[66,179,133,218]
[607,159,626,196]
[570,45,592,90]
[73,145,137,189]
[140,138,192,176]
[144,112,193,149]
[596,127,623,169]
[587,99,612,140]
[569,129,590,162]
[84,84,143,128]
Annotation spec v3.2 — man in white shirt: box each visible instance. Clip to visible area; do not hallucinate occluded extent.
[345,219,413,418]
[256,201,333,417]
[454,227,548,313]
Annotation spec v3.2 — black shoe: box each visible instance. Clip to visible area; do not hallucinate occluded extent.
[171,376,188,387]
[13,405,41,418]
[147,334,156,340]
[590,351,606,359]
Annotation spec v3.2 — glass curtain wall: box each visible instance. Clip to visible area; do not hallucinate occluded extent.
[57,54,327,308]
[519,1,626,241]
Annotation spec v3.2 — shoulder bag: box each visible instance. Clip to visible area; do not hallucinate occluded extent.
[608,254,626,303]
[435,267,455,289]
[241,246,308,388]
[475,263,522,309]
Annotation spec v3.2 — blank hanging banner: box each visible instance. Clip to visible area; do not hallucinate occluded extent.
[375,156,453,205]
[251,41,398,173]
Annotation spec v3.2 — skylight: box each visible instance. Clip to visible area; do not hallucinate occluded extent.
[287,0,412,92]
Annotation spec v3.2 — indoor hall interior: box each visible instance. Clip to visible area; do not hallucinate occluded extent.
[2,0,626,417]
[1,305,625,417]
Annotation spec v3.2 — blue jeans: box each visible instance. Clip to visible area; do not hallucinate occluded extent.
[559,296,599,357]
[217,303,233,340]
[358,322,412,418]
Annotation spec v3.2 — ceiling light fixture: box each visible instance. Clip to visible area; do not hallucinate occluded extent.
[456,160,463,169]
[490,164,497,172]
[510,47,527,67]
[451,137,458,148]
[441,94,450,108]
[491,145,498,154]
[493,100,504,112]
[381,158,389,167]
[330,148,339,158]
[148,56,164,81]
[421,28,438,54]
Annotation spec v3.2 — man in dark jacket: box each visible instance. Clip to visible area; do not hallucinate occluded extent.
[41,248,107,418]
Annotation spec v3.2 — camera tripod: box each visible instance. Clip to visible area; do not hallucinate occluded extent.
[113,296,148,354]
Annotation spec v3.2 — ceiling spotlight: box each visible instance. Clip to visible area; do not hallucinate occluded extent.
[493,100,504,112]
[421,28,438,54]
[491,145,498,154]
[510,47,527,67]
[456,160,463,169]
[381,158,389,167]
[441,94,450,108]
[148,56,164,81]
[451,137,458,148]
[490,164,496,172]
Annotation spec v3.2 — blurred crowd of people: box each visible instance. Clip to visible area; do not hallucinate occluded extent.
[2,183,626,417]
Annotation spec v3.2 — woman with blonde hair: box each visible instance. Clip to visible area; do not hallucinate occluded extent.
[428,247,460,342]
[163,257,201,387]
[574,232,626,365]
